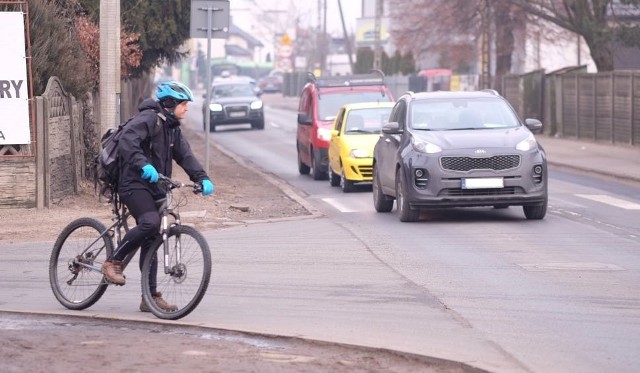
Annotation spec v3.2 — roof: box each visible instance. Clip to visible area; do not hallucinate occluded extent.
[229,23,264,48]
[225,44,253,58]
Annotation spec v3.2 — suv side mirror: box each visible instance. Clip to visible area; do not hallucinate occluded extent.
[297,113,313,125]
[382,122,402,134]
[525,118,543,133]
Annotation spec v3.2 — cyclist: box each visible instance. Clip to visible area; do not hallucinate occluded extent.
[101,81,215,312]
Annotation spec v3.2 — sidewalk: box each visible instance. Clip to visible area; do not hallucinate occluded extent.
[265,93,640,184]
[537,135,640,183]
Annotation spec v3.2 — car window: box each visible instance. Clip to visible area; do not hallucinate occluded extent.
[345,107,392,133]
[317,91,392,121]
[212,83,255,98]
[410,98,520,130]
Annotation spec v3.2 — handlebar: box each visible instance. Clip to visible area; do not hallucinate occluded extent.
[158,174,203,194]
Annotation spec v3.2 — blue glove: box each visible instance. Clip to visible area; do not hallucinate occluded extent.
[141,164,159,183]
[201,179,215,196]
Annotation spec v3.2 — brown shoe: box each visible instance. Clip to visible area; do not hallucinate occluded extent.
[102,260,126,285]
[140,292,178,312]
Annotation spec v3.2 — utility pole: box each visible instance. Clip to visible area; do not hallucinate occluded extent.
[373,0,383,70]
[480,0,491,89]
[337,0,354,74]
[99,0,121,133]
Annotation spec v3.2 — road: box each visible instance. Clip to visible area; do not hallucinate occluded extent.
[188,93,640,373]
[1,93,638,373]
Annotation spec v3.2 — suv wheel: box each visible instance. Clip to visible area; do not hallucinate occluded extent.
[251,119,265,130]
[297,147,310,175]
[396,169,420,222]
[373,165,393,212]
[523,199,547,220]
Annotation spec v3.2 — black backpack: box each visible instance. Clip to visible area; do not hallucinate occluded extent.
[94,110,164,200]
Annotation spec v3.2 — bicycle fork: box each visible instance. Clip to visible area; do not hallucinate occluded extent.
[161,211,185,279]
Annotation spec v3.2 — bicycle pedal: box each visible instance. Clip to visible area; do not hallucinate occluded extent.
[103,278,126,286]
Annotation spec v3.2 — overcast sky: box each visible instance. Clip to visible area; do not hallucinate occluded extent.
[231,0,362,36]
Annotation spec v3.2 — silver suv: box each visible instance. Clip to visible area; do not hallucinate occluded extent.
[202,77,264,131]
[372,90,548,222]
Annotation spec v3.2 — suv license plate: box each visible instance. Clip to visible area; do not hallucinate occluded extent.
[461,177,504,189]
[229,111,246,118]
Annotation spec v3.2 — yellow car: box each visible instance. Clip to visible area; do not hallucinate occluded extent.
[328,102,395,192]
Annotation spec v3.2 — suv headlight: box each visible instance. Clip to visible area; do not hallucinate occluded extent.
[411,136,442,154]
[250,100,263,110]
[349,148,369,158]
[209,103,223,112]
[516,133,537,151]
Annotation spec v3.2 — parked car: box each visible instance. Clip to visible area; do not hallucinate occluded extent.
[297,71,395,180]
[258,75,283,93]
[328,102,395,192]
[372,90,547,222]
[202,78,264,131]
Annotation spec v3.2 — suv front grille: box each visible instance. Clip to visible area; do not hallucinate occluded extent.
[440,155,521,171]
[440,187,523,196]
[225,104,249,117]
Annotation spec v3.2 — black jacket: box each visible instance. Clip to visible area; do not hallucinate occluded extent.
[116,98,209,196]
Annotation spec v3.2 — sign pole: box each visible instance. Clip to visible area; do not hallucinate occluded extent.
[190,0,229,173]
[204,7,212,173]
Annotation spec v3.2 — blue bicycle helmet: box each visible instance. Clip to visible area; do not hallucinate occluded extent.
[156,81,194,102]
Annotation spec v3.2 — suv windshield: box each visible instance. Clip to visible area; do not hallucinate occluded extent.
[212,83,255,98]
[318,92,390,121]
[410,98,520,130]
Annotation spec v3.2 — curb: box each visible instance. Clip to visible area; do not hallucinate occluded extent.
[547,160,640,185]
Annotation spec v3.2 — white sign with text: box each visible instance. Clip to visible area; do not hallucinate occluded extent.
[0,12,30,145]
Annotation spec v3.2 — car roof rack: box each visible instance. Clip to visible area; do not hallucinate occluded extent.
[481,89,500,96]
[312,69,387,88]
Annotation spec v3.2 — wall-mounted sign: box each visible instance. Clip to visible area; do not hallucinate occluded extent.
[0,12,30,145]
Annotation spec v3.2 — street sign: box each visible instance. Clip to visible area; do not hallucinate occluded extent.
[190,0,230,39]
[280,33,292,46]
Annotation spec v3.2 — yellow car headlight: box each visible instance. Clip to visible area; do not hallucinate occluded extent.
[349,148,369,158]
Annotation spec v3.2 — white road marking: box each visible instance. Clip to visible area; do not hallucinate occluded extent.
[518,262,625,272]
[322,198,357,213]
[575,194,640,210]
[269,121,280,128]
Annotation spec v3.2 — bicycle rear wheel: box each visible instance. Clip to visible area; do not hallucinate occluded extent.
[49,217,114,310]
[141,225,211,320]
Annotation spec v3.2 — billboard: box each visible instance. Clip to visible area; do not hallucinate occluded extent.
[355,17,390,48]
[0,12,30,145]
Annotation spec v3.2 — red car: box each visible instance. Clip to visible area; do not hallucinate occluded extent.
[296,71,395,180]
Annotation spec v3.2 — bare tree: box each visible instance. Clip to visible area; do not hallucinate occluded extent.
[507,0,640,71]
[388,0,525,84]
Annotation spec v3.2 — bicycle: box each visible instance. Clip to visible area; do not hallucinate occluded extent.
[49,174,212,320]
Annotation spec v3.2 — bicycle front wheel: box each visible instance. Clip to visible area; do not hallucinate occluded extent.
[49,218,114,310]
[141,225,211,320]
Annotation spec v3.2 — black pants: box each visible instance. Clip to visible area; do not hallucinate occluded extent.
[110,189,161,294]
